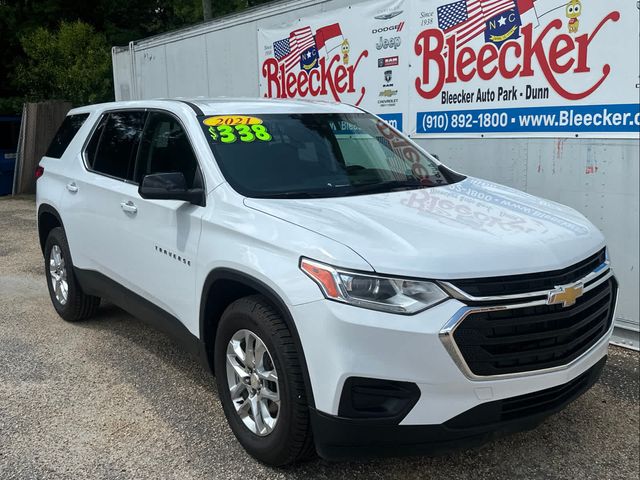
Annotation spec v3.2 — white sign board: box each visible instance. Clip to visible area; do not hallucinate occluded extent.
[258,0,640,138]
[258,0,409,130]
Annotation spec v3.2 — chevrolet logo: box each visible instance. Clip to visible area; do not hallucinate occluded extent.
[547,282,584,308]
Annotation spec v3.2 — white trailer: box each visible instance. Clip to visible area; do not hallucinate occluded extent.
[112,0,640,349]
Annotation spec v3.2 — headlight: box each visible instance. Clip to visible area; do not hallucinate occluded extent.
[300,258,448,314]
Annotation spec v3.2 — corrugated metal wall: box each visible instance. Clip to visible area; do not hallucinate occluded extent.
[111,0,639,348]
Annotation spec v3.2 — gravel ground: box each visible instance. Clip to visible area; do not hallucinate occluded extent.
[1,195,639,480]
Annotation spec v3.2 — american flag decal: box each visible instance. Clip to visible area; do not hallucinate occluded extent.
[273,38,292,60]
[272,26,316,73]
[437,0,516,46]
[438,0,470,31]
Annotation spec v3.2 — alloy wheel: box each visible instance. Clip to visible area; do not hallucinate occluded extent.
[225,329,280,436]
[49,245,68,306]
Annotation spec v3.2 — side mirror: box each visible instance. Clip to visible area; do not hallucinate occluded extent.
[138,172,205,207]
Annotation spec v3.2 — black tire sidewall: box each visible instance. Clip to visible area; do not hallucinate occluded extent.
[214,300,298,465]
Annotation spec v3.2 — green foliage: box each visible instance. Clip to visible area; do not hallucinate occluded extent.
[0,0,276,112]
[15,21,113,105]
[0,98,24,116]
[210,0,275,18]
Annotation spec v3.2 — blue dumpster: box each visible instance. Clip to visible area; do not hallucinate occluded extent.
[0,154,16,196]
[0,115,20,196]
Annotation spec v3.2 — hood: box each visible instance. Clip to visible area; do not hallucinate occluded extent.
[244,177,605,279]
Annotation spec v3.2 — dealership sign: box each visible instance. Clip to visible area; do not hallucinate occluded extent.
[258,0,639,138]
[258,1,408,131]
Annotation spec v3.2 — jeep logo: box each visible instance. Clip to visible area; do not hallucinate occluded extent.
[376,36,401,50]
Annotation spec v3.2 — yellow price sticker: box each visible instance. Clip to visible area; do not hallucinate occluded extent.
[203,115,263,126]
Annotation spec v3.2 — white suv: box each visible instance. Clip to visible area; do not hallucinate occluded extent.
[36,99,617,466]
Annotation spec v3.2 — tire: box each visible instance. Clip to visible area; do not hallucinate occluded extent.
[214,295,314,466]
[44,227,100,322]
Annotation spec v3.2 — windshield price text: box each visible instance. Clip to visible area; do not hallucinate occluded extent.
[208,124,273,144]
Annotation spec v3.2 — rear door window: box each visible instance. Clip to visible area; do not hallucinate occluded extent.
[45,113,90,158]
[89,111,146,181]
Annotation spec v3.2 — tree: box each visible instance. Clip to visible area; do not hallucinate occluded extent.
[208,0,275,19]
[15,21,113,105]
[0,1,205,111]
[0,0,277,113]
[203,0,213,20]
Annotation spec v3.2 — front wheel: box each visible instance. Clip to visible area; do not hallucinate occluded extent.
[214,295,314,466]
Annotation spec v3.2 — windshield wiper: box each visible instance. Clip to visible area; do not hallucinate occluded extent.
[256,191,326,199]
[256,181,428,199]
[342,181,426,196]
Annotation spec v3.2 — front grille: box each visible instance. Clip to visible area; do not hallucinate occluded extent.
[453,278,616,376]
[448,248,606,297]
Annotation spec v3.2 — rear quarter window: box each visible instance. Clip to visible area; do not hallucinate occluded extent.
[45,114,90,159]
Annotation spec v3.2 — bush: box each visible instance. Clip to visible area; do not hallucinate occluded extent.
[0,97,24,116]
[15,21,113,106]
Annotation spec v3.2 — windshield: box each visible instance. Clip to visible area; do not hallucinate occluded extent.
[198,113,461,198]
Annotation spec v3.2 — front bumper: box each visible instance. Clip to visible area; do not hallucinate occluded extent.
[292,293,613,424]
[309,356,606,460]
[291,268,615,458]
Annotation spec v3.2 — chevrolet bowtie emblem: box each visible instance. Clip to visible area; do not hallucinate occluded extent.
[547,282,584,308]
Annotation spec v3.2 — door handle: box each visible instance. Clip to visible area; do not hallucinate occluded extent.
[66,182,78,193]
[120,201,138,214]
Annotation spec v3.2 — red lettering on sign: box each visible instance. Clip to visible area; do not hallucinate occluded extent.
[261,50,368,105]
[414,11,620,101]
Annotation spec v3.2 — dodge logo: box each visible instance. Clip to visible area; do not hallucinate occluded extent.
[547,282,584,308]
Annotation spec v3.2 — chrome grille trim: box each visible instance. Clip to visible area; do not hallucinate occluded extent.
[439,261,610,304]
[439,266,617,381]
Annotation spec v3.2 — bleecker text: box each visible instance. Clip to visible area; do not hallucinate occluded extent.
[414,12,620,101]
[262,51,368,105]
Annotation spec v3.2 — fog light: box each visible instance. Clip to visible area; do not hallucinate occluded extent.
[338,377,420,422]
